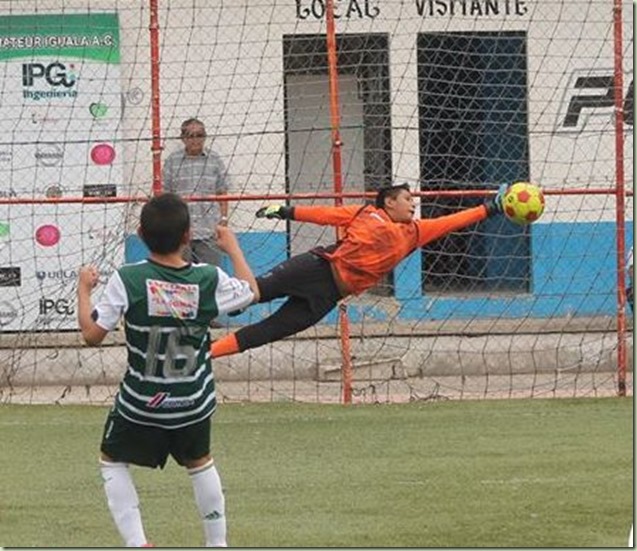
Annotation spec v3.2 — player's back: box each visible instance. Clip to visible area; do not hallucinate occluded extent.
[115,259,220,428]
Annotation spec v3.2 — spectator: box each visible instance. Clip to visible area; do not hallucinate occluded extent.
[163,118,230,266]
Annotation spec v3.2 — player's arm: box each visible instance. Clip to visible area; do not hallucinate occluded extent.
[255,203,363,227]
[77,266,109,345]
[415,206,488,247]
[215,225,259,303]
[414,185,506,247]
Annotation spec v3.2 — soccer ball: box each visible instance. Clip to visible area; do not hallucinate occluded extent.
[503,182,545,225]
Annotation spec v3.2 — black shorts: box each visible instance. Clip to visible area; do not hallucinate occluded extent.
[235,252,342,352]
[100,408,211,469]
[257,251,341,307]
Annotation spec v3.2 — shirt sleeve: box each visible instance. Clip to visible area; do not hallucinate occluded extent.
[415,205,489,247]
[214,268,254,314]
[92,271,129,331]
[293,204,365,227]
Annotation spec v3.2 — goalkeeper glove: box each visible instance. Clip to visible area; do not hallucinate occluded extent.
[484,183,508,217]
[255,204,294,220]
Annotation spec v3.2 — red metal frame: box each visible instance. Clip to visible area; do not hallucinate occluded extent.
[325,0,354,405]
[612,0,628,396]
[137,1,629,400]
[0,187,628,206]
[149,0,163,197]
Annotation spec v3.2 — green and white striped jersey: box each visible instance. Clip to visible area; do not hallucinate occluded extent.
[93,259,254,429]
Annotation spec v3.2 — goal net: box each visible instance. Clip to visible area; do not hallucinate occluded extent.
[0,0,633,405]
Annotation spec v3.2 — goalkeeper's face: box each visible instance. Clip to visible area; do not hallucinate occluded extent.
[385,189,415,223]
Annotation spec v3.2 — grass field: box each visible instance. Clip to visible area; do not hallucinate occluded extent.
[0,397,633,548]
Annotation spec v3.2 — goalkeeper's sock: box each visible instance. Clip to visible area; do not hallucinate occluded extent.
[99,460,148,547]
[189,460,227,547]
[210,334,240,358]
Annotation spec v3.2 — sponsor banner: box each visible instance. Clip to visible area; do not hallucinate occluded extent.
[0,13,122,193]
[83,184,117,197]
[0,13,119,63]
[0,267,21,287]
[0,13,124,331]
[0,300,19,327]
[555,68,634,133]
[0,203,123,330]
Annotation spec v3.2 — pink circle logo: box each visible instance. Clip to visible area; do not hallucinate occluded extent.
[35,225,61,247]
[90,143,116,165]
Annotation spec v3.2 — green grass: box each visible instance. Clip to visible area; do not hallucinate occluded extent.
[0,398,632,547]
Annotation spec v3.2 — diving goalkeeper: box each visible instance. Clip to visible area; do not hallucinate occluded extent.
[211,183,506,358]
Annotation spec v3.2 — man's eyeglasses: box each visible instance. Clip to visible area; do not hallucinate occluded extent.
[184,132,206,138]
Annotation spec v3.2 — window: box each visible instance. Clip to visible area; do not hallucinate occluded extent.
[418,31,531,293]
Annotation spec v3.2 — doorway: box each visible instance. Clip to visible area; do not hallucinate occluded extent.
[283,33,393,292]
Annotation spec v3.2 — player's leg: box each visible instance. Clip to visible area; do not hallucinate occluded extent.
[235,293,336,351]
[238,252,342,349]
[99,456,148,547]
[211,253,341,357]
[215,251,318,323]
[171,418,227,547]
[255,252,325,303]
[99,409,170,547]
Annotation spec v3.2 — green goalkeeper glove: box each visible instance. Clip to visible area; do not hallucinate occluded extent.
[484,183,508,217]
[255,204,294,220]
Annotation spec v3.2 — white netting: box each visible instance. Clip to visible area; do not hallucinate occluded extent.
[0,0,632,404]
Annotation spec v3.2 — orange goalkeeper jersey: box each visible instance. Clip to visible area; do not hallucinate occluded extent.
[293,203,489,296]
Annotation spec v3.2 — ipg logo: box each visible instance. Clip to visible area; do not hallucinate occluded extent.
[39,297,74,316]
[22,62,77,88]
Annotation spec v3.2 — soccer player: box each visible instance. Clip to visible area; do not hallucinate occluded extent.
[211,182,506,359]
[77,193,258,547]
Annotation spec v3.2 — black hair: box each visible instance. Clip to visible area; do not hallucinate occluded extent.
[180,118,205,137]
[140,193,190,254]
[374,183,411,209]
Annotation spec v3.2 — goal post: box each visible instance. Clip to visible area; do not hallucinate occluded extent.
[0,0,632,405]
[612,0,629,396]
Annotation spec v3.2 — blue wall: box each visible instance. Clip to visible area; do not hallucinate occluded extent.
[125,220,633,325]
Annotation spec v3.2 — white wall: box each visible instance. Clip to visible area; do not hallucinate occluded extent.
[3,0,633,228]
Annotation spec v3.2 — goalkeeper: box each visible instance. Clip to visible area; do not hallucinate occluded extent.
[211,183,506,358]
